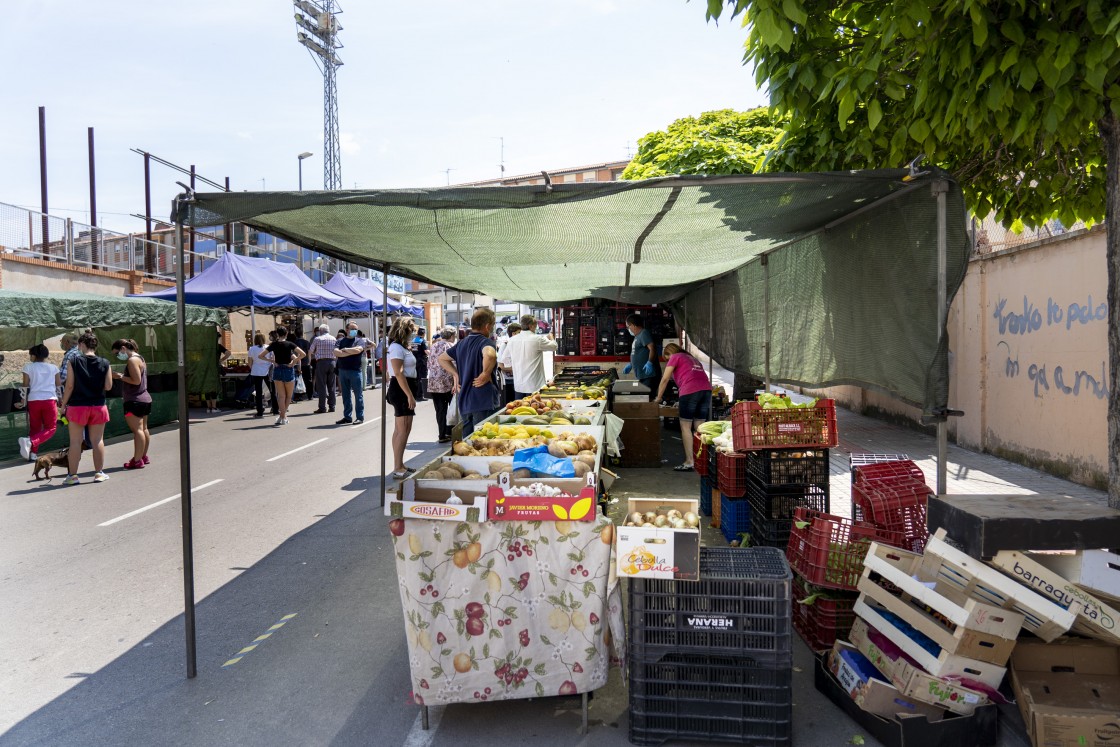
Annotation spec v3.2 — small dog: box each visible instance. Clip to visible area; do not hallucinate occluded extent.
[32,443,89,481]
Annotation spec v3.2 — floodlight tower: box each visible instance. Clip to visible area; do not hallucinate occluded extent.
[294,0,343,191]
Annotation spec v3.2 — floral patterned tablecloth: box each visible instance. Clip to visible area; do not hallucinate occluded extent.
[391,514,625,706]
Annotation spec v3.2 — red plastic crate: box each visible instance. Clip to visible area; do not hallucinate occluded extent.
[785,507,907,591]
[693,433,710,478]
[851,478,930,553]
[717,451,748,498]
[731,399,838,451]
[790,573,858,651]
[853,459,925,486]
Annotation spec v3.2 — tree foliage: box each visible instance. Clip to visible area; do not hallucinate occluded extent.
[621,108,785,180]
[704,0,1120,228]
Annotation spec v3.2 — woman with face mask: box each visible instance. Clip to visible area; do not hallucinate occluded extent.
[111,339,152,469]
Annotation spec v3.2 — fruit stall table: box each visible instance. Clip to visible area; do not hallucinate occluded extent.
[390,513,624,730]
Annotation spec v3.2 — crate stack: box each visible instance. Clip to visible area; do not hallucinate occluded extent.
[785,508,907,651]
[850,458,931,553]
[628,547,793,746]
[725,399,837,547]
[693,433,714,515]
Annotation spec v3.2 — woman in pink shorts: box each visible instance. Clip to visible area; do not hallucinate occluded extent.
[59,331,113,485]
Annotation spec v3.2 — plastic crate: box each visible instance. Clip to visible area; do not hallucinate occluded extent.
[628,547,792,661]
[851,478,930,553]
[746,478,829,550]
[699,477,713,516]
[785,507,907,591]
[849,452,909,480]
[717,451,748,498]
[712,484,721,528]
[719,494,752,544]
[694,433,710,478]
[790,574,858,652]
[731,399,838,451]
[853,459,924,486]
[746,448,830,486]
[629,652,793,746]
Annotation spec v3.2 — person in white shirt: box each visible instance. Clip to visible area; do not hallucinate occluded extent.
[497,322,521,404]
[20,344,61,461]
[505,315,558,398]
[246,333,273,418]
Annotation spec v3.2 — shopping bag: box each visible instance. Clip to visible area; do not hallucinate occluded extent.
[512,445,576,478]
[446,393,461,427]
[294,374,306,395]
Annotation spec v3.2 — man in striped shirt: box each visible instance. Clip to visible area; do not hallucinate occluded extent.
[308,324,337,413]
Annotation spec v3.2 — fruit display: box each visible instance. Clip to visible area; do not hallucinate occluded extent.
[538,384,606,400]
[416,460,515,480]
[471,422,557,440]
[504,395,563,416]
[623,507,701,530]
[449,431,599,460]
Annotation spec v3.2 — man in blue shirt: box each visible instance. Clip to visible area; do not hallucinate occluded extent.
[438,307,500,437]
[625,313,659,394]
[334,322,371,424]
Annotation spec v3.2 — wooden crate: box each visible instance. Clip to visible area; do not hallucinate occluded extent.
[928,493,1120,559]
[853,595,1008,690]
[860,543,1023,666]
[921,530,1075,642]
[988,550,1120,645]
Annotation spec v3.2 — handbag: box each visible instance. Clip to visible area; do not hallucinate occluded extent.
[446,392,461,427]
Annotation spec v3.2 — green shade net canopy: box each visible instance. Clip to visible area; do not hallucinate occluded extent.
[177,170,970,415]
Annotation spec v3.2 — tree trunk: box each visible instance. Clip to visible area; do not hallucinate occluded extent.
[1103,111,1120,509]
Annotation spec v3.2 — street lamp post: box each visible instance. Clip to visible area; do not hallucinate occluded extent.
[298,151,313,190]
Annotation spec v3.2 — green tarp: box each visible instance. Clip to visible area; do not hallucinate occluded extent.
[177,170,969,415]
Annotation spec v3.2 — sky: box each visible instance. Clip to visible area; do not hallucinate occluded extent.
[0,0,766,234]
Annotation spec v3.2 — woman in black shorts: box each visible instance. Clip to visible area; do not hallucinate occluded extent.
[261,327,305,425]
[386,318,420,479]
[112,339,152,469]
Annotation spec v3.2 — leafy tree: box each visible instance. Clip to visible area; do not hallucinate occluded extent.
[621,108,785,180]
[703,0,1120,505]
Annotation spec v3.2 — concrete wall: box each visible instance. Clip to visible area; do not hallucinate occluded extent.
[803,226,1108,489]
[1,255,131,296]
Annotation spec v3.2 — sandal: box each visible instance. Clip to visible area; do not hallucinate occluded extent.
[673,464,695,472]
[390,469,410,479]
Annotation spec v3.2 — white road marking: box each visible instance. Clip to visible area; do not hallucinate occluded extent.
[266,437,330,462]
[352,416,382,429]
[403,705,443,747]
[98,479,224,527]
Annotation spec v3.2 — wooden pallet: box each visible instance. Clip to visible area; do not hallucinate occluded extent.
[921,529,1075,642]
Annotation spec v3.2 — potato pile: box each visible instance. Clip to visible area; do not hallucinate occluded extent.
[451,432,598,459]
[419,461,514,481]
[625,508,701,530]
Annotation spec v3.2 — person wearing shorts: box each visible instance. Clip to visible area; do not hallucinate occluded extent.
[261,327,304,425]
[386,318,420,479]
[653,342,713,471]
[59,331,113,484]
[112,339,153,469]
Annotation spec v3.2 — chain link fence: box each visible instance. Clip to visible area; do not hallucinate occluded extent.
[972,214,1086,255]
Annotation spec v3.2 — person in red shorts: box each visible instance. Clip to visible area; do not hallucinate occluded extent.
[59,331,113,485]
[653,342,713,471]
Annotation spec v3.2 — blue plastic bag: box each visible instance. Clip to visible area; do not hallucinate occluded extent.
[512,445,576,478]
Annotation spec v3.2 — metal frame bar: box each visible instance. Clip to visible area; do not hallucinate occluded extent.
[380,262,390,508]
[174,213,198,679]
[934,179,949,495]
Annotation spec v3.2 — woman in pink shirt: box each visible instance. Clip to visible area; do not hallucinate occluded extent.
[653,342,712,471]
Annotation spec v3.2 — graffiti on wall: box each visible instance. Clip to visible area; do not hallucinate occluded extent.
[994,294,1109,399]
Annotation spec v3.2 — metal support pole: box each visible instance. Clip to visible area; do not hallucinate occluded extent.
[189,166,196,278]
[38,106,49,249]
[224,177,232,256]
[64,218,73,265]
[934,180,949,496]
[87,127,98,269]
[380,263,391,508]
[707,280,714,421]
[762,255,771,392]
[144,153,153,273]
[251,306,256,349]
[175,212,198,679]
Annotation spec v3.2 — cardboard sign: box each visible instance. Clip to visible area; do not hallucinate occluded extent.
[486,473,598,522]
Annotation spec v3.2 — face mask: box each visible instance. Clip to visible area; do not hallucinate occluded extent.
[117,352,129,361]
[349,329,359,337]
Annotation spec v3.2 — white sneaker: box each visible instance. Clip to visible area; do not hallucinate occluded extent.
[281,418,289,425]
[275,416,283,425]
[93,471,109,483]
[18,437,31,461]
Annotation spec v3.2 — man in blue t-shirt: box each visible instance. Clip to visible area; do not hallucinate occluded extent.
[438,307,500,437]
[625,313,660,394]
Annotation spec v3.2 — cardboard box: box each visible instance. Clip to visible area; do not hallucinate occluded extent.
[1011,638,1120,747]
[861,542,1023,665]
[486,475,598,522]
[612,400,659,419]
[616,498,700,581]
[853,595,1008,689]
[827,641,946,722]
[658,405,679,418]
[385,493,487,522]
[849,617,990,716]
[1031,549,1120,606]
[989,550,1120,644]
[619,419,661,468]
[815,653,999,747]
[923,529,1075,642]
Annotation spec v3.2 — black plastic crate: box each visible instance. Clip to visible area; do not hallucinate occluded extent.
[746,448,830,486]
[746,475,829,524]
[628,547,791,660]
[699,477,713,515]
[629,652,792,746]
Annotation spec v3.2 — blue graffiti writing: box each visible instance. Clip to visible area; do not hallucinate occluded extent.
[998,341,1020,378]
[1027,363,1049,397]
[993,297,1043,335]
[1064,295,1108,331]
[1047,298,1063,326]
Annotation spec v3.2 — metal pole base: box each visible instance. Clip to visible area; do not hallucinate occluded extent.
[421,705,429,730]
[581,691,588,735]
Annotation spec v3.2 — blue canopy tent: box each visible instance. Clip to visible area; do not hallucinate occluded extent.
[351,275,424,317]
[322,271,403,314]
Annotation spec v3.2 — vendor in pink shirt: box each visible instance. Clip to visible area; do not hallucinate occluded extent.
[653,342,713,471]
